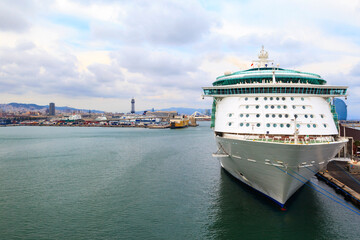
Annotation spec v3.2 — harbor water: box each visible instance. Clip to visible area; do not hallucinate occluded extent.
[0,123,359,239]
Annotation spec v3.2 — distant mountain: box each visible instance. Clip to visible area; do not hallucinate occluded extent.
[1,103,104,113]
[140,107,211,115]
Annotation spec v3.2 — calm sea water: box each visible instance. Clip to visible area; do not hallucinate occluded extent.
[0,123,359,240]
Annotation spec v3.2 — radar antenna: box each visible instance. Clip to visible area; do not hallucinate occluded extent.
[252,46,274,68]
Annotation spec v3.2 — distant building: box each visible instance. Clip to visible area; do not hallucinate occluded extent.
[334,98,347,120]
[205,109,211,116]
[49,102,55,116]
[131,98,135,114]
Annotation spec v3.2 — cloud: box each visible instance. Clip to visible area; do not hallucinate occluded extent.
[91,0,216,46]
[0,4,30,32]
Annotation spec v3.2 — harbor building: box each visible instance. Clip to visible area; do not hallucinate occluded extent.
[131,98,135,114]
[334,98,347,120]
[49,102,55,116]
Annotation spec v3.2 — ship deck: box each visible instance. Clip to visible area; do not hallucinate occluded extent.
[220,133,345,145]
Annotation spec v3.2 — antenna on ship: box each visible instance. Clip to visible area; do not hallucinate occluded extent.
[252,46,273,68]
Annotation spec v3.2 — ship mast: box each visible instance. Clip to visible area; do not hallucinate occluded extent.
[252,46,273,68]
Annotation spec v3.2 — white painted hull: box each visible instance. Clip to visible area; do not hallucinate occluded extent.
[215,136,347,206]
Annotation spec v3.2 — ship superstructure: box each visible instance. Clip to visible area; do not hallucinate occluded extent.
[202,47,348,207]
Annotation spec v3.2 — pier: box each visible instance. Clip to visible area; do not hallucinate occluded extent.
[317,161,360,208]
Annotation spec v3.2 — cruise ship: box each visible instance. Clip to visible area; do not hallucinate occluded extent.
[202,47,348,207]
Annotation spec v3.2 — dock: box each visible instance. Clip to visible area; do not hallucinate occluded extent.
[316,161,360,208]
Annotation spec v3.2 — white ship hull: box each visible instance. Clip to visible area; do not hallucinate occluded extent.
[215,136,347,206]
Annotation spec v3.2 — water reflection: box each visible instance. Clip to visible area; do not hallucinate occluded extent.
[207,169,328,240]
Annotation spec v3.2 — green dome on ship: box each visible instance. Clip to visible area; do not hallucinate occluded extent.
[213,68,327,86]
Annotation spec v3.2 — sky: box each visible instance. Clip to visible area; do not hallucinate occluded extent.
[1,0,360,118]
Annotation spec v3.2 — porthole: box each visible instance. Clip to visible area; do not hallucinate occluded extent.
[246,105,249,109]
[272,114,276,118]
[264,97,268,101]
[256,114,260,118]
[273,123,277,127]
[301,97,304,101]
[279,114,282,118]
[310,114,314,118]
[313,124,316,128]
[246,114,249,118]
[277,105,281,109]
[286,124,291,128]
[240,114,243,117]
[291,97,294,101]
[282,97,286,101]
[246,123,250,127]
[270,97,273,100]
[320,114,324,118]
[280,124,284,128]
[292,105,296,109]
[271,105,275,109]
[323,124,327,128]
[256,105,259,109]
[266,123,270,127]
[294,114,298,118]
[256,123,261,127]
[255,97,259,101]
[283,105,287,109]
[266,114,269,118]
[307,124,310,128]
[296,124,300,128]
[276,97,279,101]
[240,123,244,127]
[229,113,233,117]
[245,97,248,101]
[305,115,308,118]
[302,106,306,109]
[228,122,232,126]
[265,105,269,109]
[285,114,289,118]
